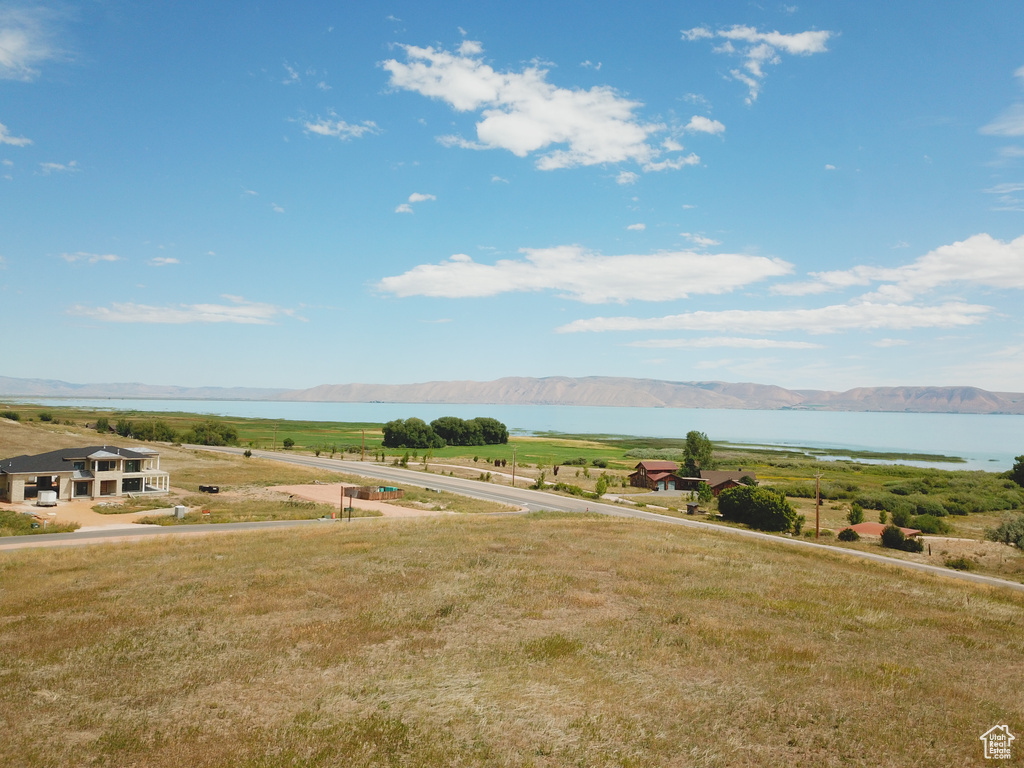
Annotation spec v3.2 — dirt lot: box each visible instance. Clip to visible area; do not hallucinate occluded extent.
[268,483,452,518]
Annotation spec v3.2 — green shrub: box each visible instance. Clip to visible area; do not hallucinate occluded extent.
[880,525,907,550]
[0,411,19,421]
[944,556,975,571]
[38,411,53,422]
[718,485,796,532]
[847,503,864,525]
[591,459,608,468]
[838,528,860,542]
[910,514,951,535]
[282,438,295,449]
[985,514,1024,549]
[95,416,109,433]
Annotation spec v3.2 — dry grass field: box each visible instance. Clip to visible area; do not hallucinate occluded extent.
[1,513,1022,767]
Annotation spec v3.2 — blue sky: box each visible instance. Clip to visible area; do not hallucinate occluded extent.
[2,1,1024,392]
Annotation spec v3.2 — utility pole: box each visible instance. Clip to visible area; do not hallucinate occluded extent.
[511,444,517,487]
[272,423,278,451]
[361,430,365,461]
[815,471,823,539]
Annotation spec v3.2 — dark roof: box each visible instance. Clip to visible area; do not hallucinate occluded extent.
[700,470,757,487]
[634,460,678,471]
[0,445,155,475]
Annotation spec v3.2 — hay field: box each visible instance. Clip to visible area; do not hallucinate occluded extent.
[1,513,1021,767]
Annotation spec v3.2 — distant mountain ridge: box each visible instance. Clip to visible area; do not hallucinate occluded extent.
[2,375,1024,414]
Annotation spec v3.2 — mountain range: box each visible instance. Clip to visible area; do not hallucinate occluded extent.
[2,375,1023,414]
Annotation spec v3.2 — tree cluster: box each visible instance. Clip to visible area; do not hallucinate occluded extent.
[717,485,797,532]
[382,416,509,449]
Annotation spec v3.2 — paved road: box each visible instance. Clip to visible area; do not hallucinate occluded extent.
[5,445,1024,595]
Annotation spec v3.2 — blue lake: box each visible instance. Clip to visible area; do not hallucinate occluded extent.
[12,397,1024,472]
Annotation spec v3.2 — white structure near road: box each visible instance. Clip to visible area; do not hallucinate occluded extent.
[0,445,170,503]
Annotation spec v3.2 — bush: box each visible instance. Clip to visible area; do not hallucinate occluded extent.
[591,459,608,468]
[910,514,951,535]
[38,411,53,422]
[718,486,796,532]
[985,514,1024,549]
[945,556,975,571]
[880,525,924,553]
[182,420,239,446]
[282,438,295,449]
[95,416,109,433]
[838,528,860,542]
[0,411,19,421]
[847,503,864,525]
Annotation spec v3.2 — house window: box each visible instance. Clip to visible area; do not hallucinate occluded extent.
[122,477,142,492]
[124,460,141,473]
[73,461,85,471]
[95,460,117,472]
[74,481,91,497]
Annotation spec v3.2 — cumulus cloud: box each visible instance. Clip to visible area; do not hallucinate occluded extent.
[377,245,792,304]
[626,223,646,231]
[684,115,725,134]
[629,337,822,349]
[0,6,58,81]
[383,41,693,172]
[616,171,639,185]
[271,202,284,213]
[0,121,30,146]
[682,24,833,103]
[68,295,298,325]
[395,192,436,213]
[303,115,380,140]
[60,252,119,264]
[557,301,989,334]
[773,233,1024,300]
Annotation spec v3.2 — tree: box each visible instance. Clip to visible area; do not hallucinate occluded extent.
[95,416,110,433]
[595,475,609,497]
[470,417,509,445]
[430,416,484,446]
[718,485,796,532]
[682,430,715,476]
[696,481,713,503]
[1008,456,1024,488]
[182,420,239,446]
[382,418,445,449]
[847,503,864,525]
[282,437,295,449]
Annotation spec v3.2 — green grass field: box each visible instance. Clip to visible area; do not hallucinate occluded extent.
[1,514,1022,767]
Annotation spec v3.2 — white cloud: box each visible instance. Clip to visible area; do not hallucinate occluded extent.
[616,170,639,185]
[580,60,602,70]
[60,252,119,264]
[557,301,989,334]
[774,233,1024,299]
[68,295,297,325]
[682,24,833,103]
[824,163,836,170]
[378,245,792,304]
[0,7,58,81]
[684,115,725,134]
[316,81,331,91]
[242,188,258,196]
[271,203,284,213]
[981,103,1024,137]
[872,338,909,348]
[408,192,436,203]
[626,223,646,231]
[303,116,380,140]
[680,232,721,247]
[395,203,413,213]
[984,182,1024,211]
[149,257,179,266]
[383,42,690,172]
[39,160,78,174]
[0,121,30,146]
[629,337,822,349]
[491,175,509,183]
[282,62,300,85]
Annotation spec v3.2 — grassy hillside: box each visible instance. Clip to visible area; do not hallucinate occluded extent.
[1,514,1022,767]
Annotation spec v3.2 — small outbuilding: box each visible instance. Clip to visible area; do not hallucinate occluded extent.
[628,461,695,491]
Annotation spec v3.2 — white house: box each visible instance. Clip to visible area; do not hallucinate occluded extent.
[0,445,170,503]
